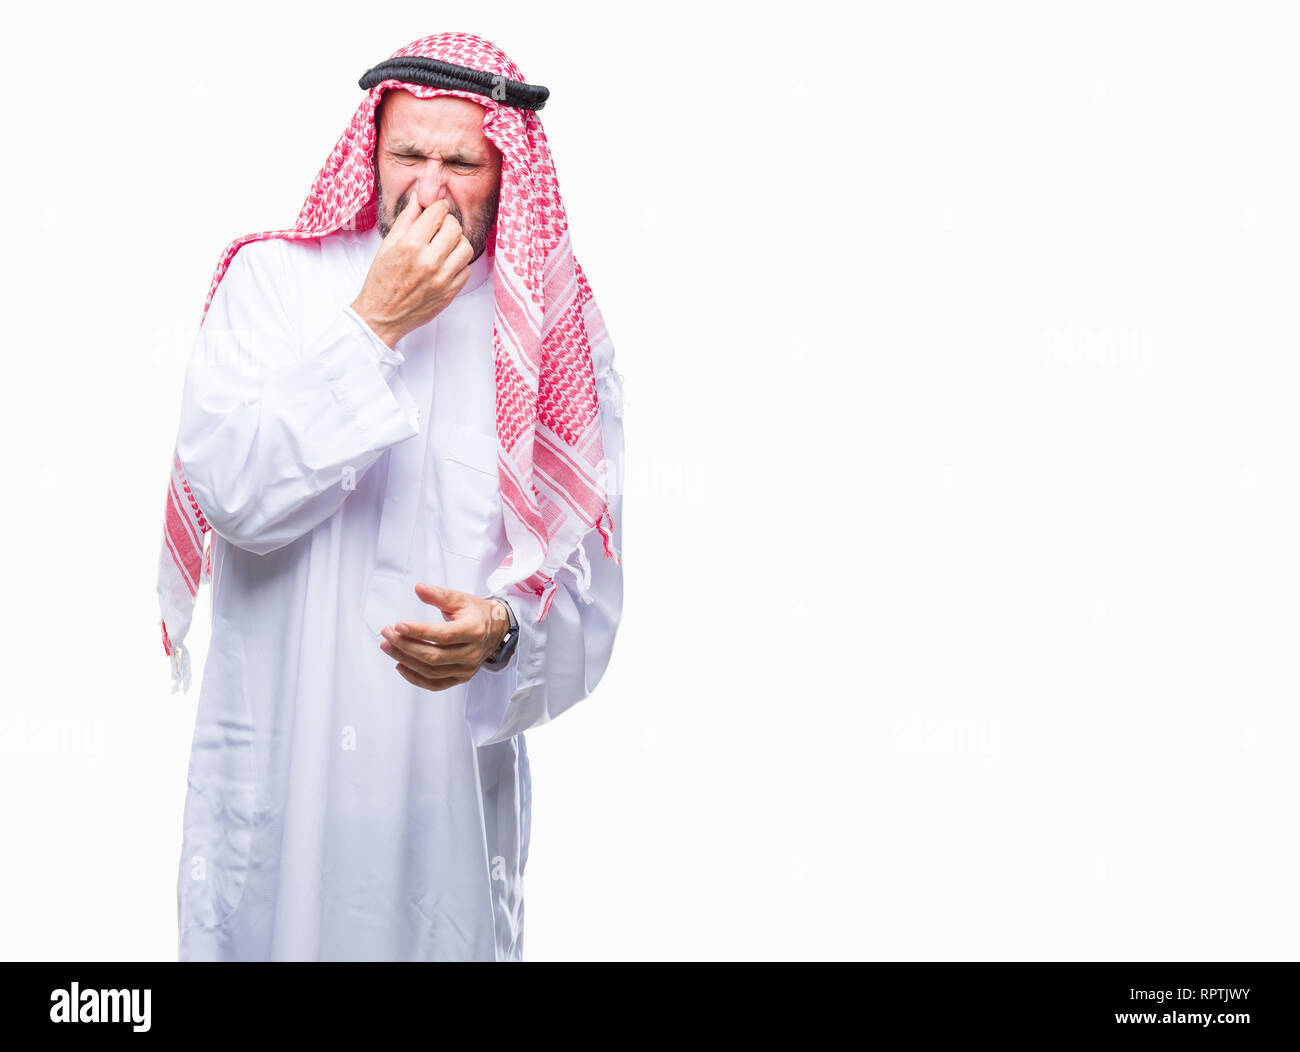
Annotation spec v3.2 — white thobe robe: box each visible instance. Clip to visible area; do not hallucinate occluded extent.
[172,224,624,961]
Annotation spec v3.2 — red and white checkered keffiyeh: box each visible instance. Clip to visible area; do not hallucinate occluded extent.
[158,31,620,692]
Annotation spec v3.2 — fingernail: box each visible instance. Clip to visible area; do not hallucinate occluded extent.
[381,627,394,641]
[395,622,409,633]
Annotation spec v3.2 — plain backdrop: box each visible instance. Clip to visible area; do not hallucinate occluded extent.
[1,1,1297,961]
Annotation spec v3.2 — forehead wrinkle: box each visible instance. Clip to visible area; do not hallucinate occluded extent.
[384,123,488,161]
[377,90,496,164]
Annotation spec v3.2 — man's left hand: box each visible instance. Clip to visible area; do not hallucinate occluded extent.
[379,583,510,691]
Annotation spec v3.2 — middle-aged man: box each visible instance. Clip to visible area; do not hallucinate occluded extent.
[154,32,625,961]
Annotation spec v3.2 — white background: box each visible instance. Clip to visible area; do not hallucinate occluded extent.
[1,1,1296,960]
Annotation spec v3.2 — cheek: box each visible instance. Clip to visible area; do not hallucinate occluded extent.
[460,175,497,212]
[380,165,414,199]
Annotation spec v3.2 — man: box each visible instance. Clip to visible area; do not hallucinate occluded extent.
[155,32,624,961]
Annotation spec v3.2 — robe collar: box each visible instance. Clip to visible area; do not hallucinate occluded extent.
[464,244,493,294]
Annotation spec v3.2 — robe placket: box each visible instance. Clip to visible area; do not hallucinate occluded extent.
[361,315,441,638]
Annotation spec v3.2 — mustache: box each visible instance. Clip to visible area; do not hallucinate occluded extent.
[395,189,462,223]
[375,180,499,256]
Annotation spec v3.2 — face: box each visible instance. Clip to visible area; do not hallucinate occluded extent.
[372,89,502,261]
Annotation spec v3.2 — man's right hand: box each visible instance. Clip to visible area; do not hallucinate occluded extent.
[350,196,475,349]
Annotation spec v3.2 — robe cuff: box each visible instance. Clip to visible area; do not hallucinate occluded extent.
[464,589,548,747]
[337,307,421,434]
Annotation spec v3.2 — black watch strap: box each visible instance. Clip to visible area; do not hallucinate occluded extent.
[486,598,519,665]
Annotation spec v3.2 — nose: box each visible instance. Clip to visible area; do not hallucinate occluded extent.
[415,175,452,211]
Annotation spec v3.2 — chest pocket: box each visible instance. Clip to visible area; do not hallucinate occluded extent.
[433,422,503,561]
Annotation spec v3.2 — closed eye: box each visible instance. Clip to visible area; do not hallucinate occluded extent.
[389,151,479,170]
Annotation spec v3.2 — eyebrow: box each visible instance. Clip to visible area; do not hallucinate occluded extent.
[387,142,483,164]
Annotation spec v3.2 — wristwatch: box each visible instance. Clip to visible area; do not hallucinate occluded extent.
[485,597,519,666]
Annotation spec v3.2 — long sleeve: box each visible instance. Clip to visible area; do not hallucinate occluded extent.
[464,369,626,748]
[175,241,422,556]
